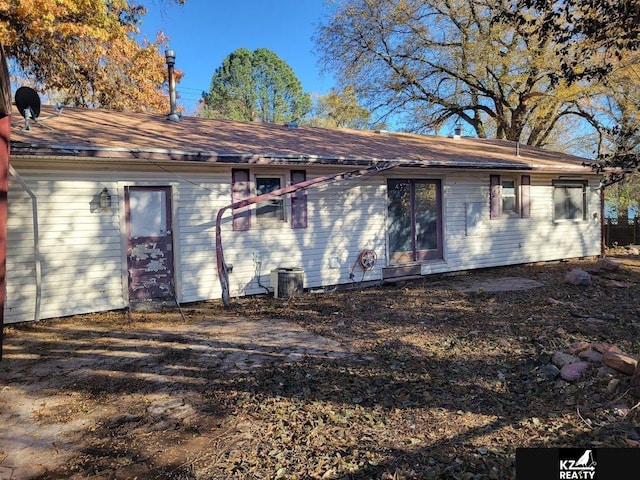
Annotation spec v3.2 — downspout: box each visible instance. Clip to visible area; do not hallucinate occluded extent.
[216,163,397,307]
[9,166,41,321]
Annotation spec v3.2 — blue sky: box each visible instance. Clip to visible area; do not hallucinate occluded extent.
[138,0,335,114]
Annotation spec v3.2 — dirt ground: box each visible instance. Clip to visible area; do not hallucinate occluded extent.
[1,252,639,480]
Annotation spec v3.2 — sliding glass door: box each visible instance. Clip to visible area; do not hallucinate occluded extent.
[387,179,442,263]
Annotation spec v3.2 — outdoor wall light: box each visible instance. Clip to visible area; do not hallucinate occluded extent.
[99,188,112,209]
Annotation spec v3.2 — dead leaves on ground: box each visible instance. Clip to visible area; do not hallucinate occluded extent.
[12,255,640,479]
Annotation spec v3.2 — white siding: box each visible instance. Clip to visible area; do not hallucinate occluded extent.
[174,175,228,303]
[5,174,125,323]
[5,184,38,322]
[220,175,388,298]
[422,172,601,275]
[4,165,602,323]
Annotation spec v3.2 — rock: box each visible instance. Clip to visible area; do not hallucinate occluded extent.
[593,343,623,354]
[604,280,630,288]
[586,316,618,325]
[552,351,580,368]
[585,317,606,326]
[607,378,620,393]
[560,361,590,381]
[537,364,560,381]
[578,349,603,363]
[596,365,618,378]
[596,258,620,271]
[602,350,638,375]
[565,268,591,286]
[567,341,592,354]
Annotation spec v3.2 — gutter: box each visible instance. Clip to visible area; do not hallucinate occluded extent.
[8,143,595,173]
[8,166,41,321]
[215,163,398,307]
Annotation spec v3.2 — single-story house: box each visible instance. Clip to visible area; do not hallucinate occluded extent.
[5,105,602,323]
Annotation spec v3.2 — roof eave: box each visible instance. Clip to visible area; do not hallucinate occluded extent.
[8,143,596,174]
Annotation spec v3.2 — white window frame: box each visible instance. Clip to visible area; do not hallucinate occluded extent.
[501,177,519,216]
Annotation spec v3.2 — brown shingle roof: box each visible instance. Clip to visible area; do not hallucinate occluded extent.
[9,105,594,173]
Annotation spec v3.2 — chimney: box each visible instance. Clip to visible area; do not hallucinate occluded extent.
[165,49,180,122]
[453,123,462,139]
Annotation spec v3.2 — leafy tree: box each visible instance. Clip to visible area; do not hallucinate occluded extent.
[586,126,640,186]
[203,48,311,123]
[202,48,256,121]
[307,85,372,129]
[597,54,640,152]
[509,1,640,190]
[313,0,620,146]
[505,1,640,188]
[0,0,184,112]
[510,0,640,83]
[579,50,640,187]
[603,172,640,220]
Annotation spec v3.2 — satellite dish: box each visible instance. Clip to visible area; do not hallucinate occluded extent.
[15,86,41,120]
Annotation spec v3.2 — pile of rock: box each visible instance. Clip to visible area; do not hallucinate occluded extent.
[565,257,625,287]
[539,341,640,397]
[551,257,640,398]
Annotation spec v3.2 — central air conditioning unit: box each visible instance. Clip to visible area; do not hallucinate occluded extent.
[270,267,304,298]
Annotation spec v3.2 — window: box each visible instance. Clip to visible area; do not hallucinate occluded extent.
[232,169,307,230]
[501,179,517,214]
[553,180,587,221]
[255,177,285,223]
[490,174,531,219]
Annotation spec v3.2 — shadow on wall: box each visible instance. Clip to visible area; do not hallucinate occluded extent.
[215,174,388,300]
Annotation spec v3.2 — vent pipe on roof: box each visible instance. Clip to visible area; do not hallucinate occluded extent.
[165,49,181,122]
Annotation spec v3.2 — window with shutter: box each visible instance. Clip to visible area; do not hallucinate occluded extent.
[255,176,285,224]
[490,174,530,218]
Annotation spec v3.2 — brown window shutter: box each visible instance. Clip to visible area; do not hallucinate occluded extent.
[291,170,308,228]
[231,169,251,231]
[521,175,531,218]
[490,174,502,219]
